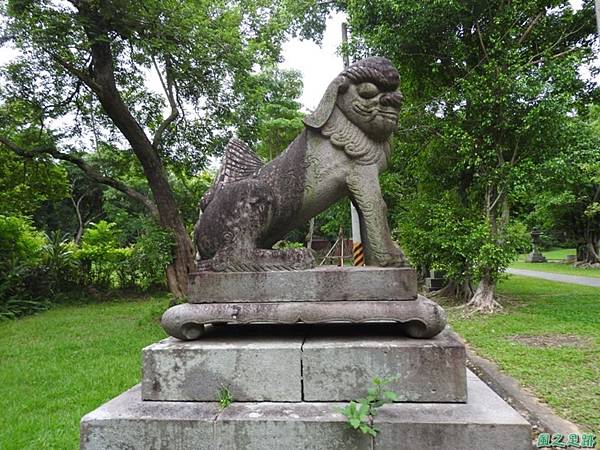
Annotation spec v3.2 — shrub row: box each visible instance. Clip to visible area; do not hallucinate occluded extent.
[0,216,173,319]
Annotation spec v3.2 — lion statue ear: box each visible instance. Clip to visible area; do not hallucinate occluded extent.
[303,76,348,129]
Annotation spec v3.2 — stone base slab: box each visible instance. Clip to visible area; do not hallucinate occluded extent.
[526,252,547,263]
[161,295,447,340]
[188,266,417,303]
[142,325,466,402]
[81,372,532,450]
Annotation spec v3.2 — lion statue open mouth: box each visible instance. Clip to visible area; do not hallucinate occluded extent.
[195,57,406,272]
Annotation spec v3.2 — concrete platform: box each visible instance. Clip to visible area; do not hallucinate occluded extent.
[81,371,532,450]
[161,296,447,340]
[142,326,305,402]
[302,325,466,402]
[188,266,417,303]
[142,325,466,402]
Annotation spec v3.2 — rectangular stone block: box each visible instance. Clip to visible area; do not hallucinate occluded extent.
[303,326,467,402]
[143,324,465,403]
[142,326,304,401]
[374,371,532,449]
[80,386,220,450]
[81,372,531,450]
[188,266,417,303]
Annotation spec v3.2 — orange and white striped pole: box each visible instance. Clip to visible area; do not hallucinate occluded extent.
[351,203,365,266]
[342,23,365,267]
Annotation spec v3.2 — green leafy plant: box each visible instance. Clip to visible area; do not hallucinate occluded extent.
[217,384,233,409]
[338,376,399,437]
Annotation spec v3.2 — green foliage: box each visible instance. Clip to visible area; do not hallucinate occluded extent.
[273,240,304,250]
[521,108,600,258]
[0,0,329,171]
[0,295,170,448]
[128,226,174,290]
[217,384,233,409]
[396,192,529,283]
[77,221,128,287]
[0,214,45,266]
[448,275,600,433]
[77,220,173,290]
[345,0,597,296]
[338,375,399,437]
[0,215,48,318]
[0,214,174,318]
[315,200,352,240]
[41,230,80,294]
[253,67,305,160]
[0,146,69,216]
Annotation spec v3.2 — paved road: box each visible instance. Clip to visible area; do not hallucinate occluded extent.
[506,268,600,287]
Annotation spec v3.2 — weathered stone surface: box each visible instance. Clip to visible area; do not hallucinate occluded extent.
[526,251,547,263]
[526,228,547,263]
[143,325,465,402]
[195,57,406,271]
[214,403,370,450]
[188,266,417,303]
[142,326,304,401]
[374,371,532,449]
[80,386,219,450]
[303,326,467,402]
[161,295,447,340]
[80,372,531,450]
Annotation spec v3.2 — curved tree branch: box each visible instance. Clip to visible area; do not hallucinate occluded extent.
[0,135,159,218]
[152,55,179,149]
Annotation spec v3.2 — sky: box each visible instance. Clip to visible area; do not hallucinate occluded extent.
[281,4,592,111]
[0,3,594,114]
[280,11,348,111]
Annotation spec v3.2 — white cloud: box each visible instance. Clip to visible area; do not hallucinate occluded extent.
[280,11,347,112]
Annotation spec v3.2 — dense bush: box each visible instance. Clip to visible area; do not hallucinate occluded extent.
[77,220,174,290]
[0,217,174,319]
[0,215,48,318]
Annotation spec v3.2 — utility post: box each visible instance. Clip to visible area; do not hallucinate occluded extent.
[342,22,366,267]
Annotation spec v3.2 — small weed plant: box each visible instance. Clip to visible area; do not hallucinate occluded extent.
[217,384,233,409]
[338,375,399,437]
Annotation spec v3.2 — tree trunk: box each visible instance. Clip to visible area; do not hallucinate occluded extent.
[71,194,85,245]
[306,218,315,249]
[430,278,474,303]
[577,186,600,265]
[465,273,502,313]
[74,14,195,298]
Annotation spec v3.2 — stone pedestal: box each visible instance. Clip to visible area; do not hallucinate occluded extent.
[425,270,446,292]
[526,251,547,263]
[80,267,532,449]
[81,372,530,450]
[142,325,466,403]
[161,267,447,340]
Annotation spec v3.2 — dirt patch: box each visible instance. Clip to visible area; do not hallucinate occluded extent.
[507,334,593,348]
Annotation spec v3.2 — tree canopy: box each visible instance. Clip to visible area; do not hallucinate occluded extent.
[0,0,329,296]
[345,0,598,309]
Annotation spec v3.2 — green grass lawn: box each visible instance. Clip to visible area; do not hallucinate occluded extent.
[447,275,600,434]
[510,247,600,278]
[1,278,598,448]
[0,295,170,450]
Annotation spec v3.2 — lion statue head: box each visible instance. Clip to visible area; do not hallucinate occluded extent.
[304,57,402,143]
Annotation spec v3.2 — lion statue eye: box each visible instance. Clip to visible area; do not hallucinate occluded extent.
[356,82,379,99]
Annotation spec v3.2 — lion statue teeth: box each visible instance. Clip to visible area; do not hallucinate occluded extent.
[195,57,406,271]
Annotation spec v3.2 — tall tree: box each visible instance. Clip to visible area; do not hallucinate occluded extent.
[345,0,597,310]
[525,107,600,264]
[0,0,328,297]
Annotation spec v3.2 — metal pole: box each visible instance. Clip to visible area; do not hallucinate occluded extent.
[342,22,365,267]
[341,23,350,68]
[596,0,600,34]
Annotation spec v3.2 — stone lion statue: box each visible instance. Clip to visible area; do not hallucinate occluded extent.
[195,57,406,271]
